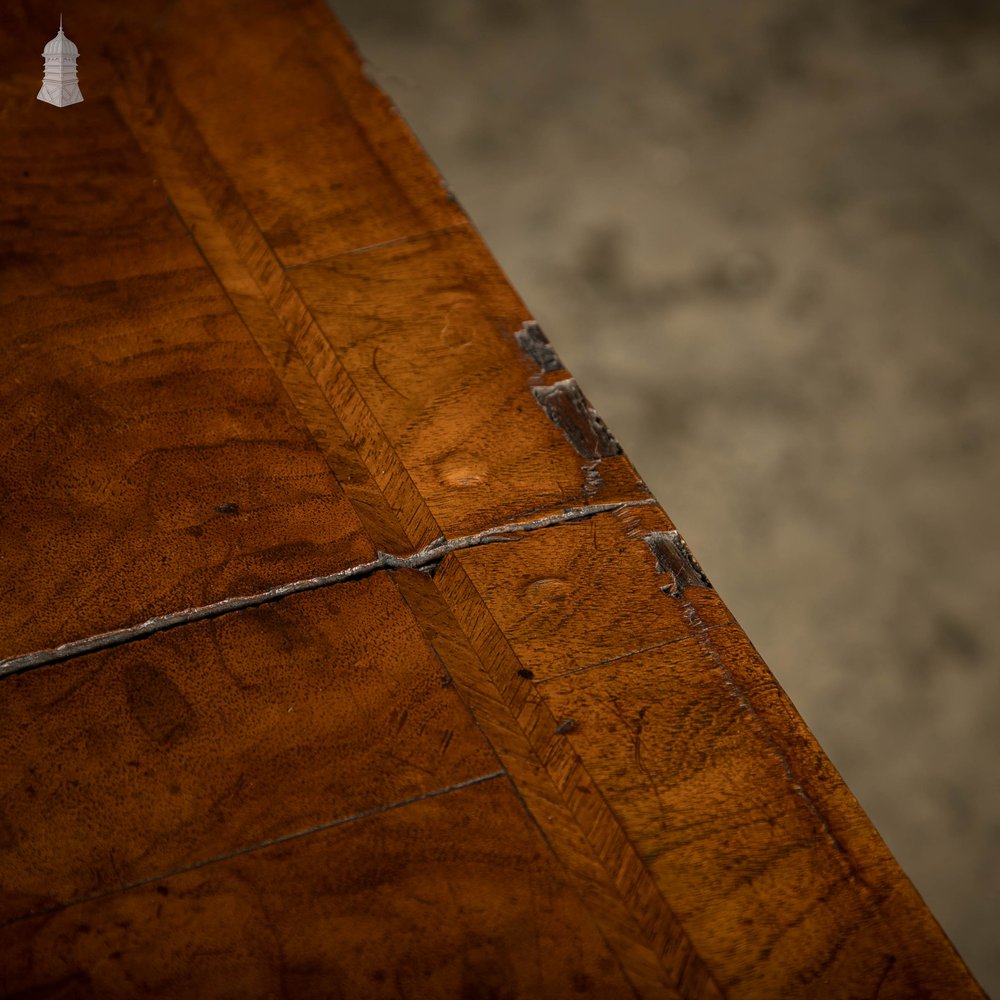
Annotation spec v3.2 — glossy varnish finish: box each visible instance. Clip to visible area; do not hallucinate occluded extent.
[0,1,986,997]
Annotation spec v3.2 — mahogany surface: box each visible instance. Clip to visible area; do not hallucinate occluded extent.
[0,1,985,997]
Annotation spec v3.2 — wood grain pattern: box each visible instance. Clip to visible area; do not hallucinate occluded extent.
[0,95,375,662]
[287,228,652,536]
[688,624,985,999]
[105,39,447,556]
[148,0,466,266]
[1,778,641,1000]
[541,626,902,996]
[398,506,982,998]
[0,0,986,996]
[105,25,650,549]
[395,561,722,1000]
[0,573,496,923]
[440,503,733,681]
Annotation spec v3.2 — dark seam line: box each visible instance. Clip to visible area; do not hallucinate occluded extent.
[535,621,732,685]
[281,223,472,269]
[0,499,657,680]
[0,769,506,930]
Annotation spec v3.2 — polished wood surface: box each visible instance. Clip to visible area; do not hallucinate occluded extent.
[0,1,985,997]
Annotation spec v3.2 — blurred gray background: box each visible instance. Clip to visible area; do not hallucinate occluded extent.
[330,0,999,990]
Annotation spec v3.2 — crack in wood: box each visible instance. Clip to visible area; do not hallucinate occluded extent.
[0,499,657,680]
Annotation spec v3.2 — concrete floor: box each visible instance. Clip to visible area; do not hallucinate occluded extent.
[330,1,1000,990]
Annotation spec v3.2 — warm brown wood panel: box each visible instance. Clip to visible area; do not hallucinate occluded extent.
[540,627,902,996]
[397,506,981,998]
[0,0,986,996]
[683,624,982,999]
[442,502,732,680]
[1,777,641,1000]
[0,97,375,663]
[288,228,652,537]
[396,533,728,999]
[0,573,497,923]
[0,110,182,297]
[104,37,651,549]
[119,0,466,266]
